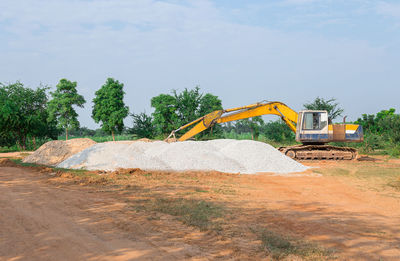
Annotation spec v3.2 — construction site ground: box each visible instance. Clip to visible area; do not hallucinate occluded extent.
[1,154,400,260]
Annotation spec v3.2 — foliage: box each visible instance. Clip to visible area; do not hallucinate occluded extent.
[303,97,344,122]
[355,108,400,156]
[60,127,96,137]
[92,78,129,141]
[151,94,178,135]
[262,119,295,143]
[57,134,134,143]
[356,108,395,135]
[151,87,223,138]
[231,116,264,140]
[130,112,156,138]
[222,118,295,143]
[0,82,58,149]
[48,79,86,140]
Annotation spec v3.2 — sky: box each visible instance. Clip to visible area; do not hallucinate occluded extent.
[1,0,399,129]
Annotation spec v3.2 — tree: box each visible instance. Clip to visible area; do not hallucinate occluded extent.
[151,87,223,138]
[130,112,155,138]
[356,108,395,135]
[303,97,344,122]
[173,87,203,126]
[92,78,129,141]
[151,94,178,135]
[0,82,56,149]
[48,79,86,140]
[262,119,295,143]
[235,116,264,140]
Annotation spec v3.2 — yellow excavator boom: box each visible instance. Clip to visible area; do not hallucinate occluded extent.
[167,101,298,141]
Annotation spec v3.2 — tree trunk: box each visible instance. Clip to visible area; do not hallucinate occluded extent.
[33,137,36,150]
[22,136,26,150]
[112,130,115,141]
[66,128,68,141]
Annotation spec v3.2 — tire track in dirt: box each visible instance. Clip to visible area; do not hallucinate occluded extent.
[0,167,208,261]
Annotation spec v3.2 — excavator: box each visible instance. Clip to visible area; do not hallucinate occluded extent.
[166,101,364,160]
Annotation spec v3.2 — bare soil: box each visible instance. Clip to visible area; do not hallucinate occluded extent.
[1,155,400,260]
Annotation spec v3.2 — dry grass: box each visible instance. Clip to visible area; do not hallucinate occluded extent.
[311,159,400,194]
[259,229,335,260]
[150,198,224,231]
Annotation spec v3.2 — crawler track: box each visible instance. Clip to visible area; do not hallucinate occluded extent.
[279,145,357,160]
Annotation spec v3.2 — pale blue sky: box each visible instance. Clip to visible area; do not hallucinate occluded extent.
[1,0,399,128]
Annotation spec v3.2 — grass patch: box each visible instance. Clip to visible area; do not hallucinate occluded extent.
[259,230,334,260]
[388,178,400,191]
[57,135,135,142]
[212,187,236,195]
[0,146,21,153]
[195,188,209,193]
[150,198,224,231]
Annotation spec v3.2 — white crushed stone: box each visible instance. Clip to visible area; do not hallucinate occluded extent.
[57,139,309,174]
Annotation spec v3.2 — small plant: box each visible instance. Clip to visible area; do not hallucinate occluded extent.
[388,177,400,191]
[151,198,223,231]
[259,230,334,260]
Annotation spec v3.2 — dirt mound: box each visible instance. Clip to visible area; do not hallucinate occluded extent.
[0,158,18,167]
[23,138,96,166]
[136,138,152,142]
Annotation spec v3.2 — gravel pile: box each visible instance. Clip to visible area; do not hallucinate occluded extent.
[57,139,308,174]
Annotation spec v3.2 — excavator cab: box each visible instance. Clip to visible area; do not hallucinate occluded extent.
[296,110,363,145]
[296,110,330,144]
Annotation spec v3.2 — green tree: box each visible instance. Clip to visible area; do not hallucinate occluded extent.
[151,87,223,138]
[355,109,400,155]
[151,94,179,135]
[303,97,344,122]
[198,93,223,117]
[262,119,295,143]
[92,78,129,141]
[130,112,155,138]
[235,116,264,140]
[356,108,395,135]
[48,79,86,140]
[173,87,203,125]
[0,82,56,149]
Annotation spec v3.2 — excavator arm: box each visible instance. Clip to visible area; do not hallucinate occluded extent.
[167,101,299,141]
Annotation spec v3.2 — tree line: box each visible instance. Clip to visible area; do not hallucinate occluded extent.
[1,79,399,156]
[0,78,128,149]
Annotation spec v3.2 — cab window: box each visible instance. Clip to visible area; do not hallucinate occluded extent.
[302,112,327,130]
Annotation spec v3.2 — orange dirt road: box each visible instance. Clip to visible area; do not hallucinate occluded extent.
[0,167,206,261]
[1,161,400,260]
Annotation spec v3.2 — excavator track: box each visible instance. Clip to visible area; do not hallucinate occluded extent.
[278,145,357,160]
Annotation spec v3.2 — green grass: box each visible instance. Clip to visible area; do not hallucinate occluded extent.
[259,230,334,260]
[0,145,25,153]
[221,132,297,148]
[150,198,224,231]
[57,134,136,142]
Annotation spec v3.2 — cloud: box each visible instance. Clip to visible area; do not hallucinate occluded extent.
[377,1,400,18]
[0,0,398,128]
[281,0,321,5]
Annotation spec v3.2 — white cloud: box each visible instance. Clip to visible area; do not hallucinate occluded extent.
[377,1,400,18]
[281,0,321,5]
[0,0,398,128]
